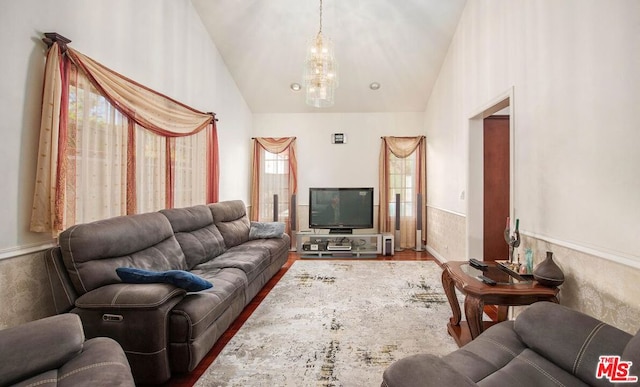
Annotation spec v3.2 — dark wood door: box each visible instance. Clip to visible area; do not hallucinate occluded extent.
[483,116,510,261]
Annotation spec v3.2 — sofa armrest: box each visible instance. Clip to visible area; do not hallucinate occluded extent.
[75,283,186,310]
[382,353,477,387]
[0,314,84,385]
[45,247,78,314]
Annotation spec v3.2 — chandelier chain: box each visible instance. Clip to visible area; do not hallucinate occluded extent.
[318,0,323,34]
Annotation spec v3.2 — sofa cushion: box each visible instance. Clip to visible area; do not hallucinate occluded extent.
[477,349,590,387]
[446,321,527,382]
[240,236,291,265]
[116,268,213,292]
[249,221,285,239]
[382,353,477,387]
[160,205,227,269]
[193,248,270,284]
[209,200,250,248]
[58,212,186,294]
[514,302,632,387]
[169,267,247,343]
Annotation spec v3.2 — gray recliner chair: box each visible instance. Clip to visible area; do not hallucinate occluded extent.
[382,302,640,387]
[0,313,134,386]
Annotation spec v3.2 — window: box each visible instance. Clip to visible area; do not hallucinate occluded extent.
[250,137,298,244]
[388,152,417,219]
[30,41,218,234]
[379,136,426,249]
[66,67,128,225]
[258,149,290,222]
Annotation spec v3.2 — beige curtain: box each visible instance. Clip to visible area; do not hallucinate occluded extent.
[67,48,212,135]
[30,43,64,232]
[250,137,298,238]
[379,136,427,249]
[30,39,218,235]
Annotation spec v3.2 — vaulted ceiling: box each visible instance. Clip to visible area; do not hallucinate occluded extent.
[191,0,467,113]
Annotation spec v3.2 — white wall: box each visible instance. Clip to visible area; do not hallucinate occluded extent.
[253,112,426,208]
[425,0,640,263]
[0,0,252,254]
[424,0,640,332]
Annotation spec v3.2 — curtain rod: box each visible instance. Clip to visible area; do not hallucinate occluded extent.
[380,135,426,139]
[251,137,297,139]
[42,33,221,123]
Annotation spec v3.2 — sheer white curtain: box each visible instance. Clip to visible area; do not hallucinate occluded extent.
[257,149,290,222]
[135,128,166,214]
[388,152,418,248]
[174,131,207,208]
[65,66,129,225]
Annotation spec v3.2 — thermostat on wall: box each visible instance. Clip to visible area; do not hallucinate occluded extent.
[332,133,347,144]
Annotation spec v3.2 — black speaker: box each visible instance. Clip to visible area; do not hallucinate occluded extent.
[273,194,278,222]
[394,194,403,251]
[394,193,401,231]
[415,193,423,251]
[290,194,297,231]
[416,193,422,231]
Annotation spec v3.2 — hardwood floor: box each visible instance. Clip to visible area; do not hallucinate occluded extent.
[161,250,458,386]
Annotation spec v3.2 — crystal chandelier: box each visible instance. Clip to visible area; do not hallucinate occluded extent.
[303,0,338,108]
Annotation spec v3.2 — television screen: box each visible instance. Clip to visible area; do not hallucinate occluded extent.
[309,188,374,233]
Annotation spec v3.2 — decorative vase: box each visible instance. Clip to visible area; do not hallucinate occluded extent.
[524,248,534,274]
[533,251,565,287]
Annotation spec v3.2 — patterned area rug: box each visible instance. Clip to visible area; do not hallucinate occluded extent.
[195,260,459,386]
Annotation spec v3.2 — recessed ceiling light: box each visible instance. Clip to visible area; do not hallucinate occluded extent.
[369,82,381,90]
[290,83,301,92]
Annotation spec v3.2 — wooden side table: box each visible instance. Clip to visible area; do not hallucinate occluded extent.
[442,261,559,347]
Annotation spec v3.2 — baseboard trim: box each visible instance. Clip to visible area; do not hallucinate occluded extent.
[426,245,448,265]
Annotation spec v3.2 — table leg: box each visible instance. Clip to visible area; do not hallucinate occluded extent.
[441,268,461,326]
[464,295,484,340]
[497,305,509,322]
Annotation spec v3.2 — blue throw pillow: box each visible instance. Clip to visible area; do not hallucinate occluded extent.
[116,267,213,292]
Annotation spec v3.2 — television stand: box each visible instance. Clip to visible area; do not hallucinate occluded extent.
[296,232,381,258]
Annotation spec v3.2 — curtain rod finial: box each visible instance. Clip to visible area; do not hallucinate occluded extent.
[42,32,72,51]
[206,112,219,122]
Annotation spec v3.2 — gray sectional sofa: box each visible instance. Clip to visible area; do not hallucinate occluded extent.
[382,301,640,387]
[45,200,290,384]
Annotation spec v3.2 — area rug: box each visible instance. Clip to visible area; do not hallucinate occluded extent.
[195,260,459,387]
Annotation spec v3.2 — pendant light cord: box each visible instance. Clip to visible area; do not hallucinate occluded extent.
[318,0,323,35]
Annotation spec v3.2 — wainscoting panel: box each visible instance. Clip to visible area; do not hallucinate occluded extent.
[426,206,466,262]
[519,234,640,335]
[425,205,639,335]
[0,250,55,329]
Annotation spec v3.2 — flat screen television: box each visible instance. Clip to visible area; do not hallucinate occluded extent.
[309,187,374,233]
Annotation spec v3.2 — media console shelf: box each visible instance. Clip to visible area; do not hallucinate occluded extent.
[296,232,382,258]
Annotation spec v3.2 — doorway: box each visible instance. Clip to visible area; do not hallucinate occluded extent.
[466,88,514,261]
[483,115,510,261]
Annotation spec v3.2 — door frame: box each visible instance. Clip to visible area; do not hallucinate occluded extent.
[466,87,515,260]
